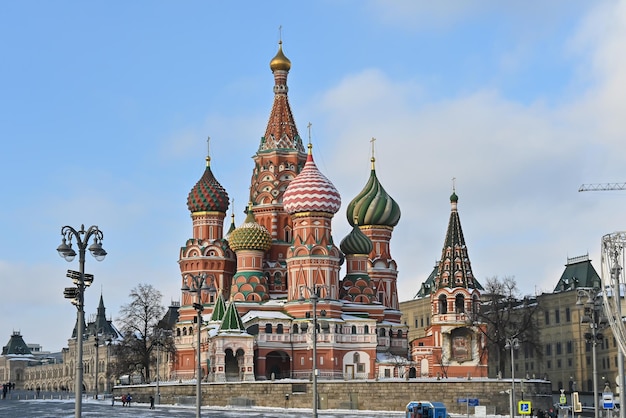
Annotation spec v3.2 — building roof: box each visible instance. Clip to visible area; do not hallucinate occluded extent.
[2,331,32,356]
[259,41,303,153]
[218,301,247,333]
[157,301,180,329]
[434,191,483,291]
[553,254,601,292]
[414,264,438,298]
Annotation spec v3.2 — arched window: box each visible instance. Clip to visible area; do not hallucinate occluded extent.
[438,295,447,314]
[353,352,360,363]
[455,294,465,313]
[379,328,386,337]
[277,324,284,334]
[472,294,480,315]
[364,325,369,334]
[265,323,273,334]
[292,324,299,334]
[351,325,357,334]
[397,330,403,338]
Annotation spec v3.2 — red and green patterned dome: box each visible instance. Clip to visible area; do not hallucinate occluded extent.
[346,157,400,227]
[283,144,341,215]
[187,157,229,213]
[228,208,272,252]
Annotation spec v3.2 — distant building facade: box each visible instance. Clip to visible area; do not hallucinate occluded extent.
[0,295,121,393]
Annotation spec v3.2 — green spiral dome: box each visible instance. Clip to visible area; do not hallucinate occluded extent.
[346,163,401,227]
[340,224,373,255]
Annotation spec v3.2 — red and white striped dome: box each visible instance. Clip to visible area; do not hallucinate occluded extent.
[283,147,341,215]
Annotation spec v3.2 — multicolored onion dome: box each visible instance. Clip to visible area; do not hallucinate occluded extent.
[283,145,341,215]
[340,224,373,255]
[346,158,400,227]
[270,40,291,72]
[187,157,229,213]
[228,208,272,252]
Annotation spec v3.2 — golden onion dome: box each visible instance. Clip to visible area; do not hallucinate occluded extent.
[270,41,291,72]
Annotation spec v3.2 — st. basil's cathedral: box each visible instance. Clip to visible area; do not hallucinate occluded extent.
[169,41,487,382]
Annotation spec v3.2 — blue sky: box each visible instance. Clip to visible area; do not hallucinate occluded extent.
[2,1,625,352]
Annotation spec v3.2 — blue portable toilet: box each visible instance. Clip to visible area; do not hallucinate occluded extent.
[406,401,447,418]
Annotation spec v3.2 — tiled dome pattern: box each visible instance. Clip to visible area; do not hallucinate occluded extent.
[187,159,229,213]
[228,210,272,252]
[283,151,341,215]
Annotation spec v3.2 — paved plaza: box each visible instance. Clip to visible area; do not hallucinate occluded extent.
[0,395,405,418]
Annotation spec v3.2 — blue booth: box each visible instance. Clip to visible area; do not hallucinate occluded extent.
[406,401,447,418]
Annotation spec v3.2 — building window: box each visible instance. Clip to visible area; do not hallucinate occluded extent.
[566,341,573,354]
[455,294,465,313]
[556,343,562,355]
[265,324,273,334]
[547,360,551,369]
[567,358,572,367]
[277,324,284,334]
[546,344,552,356]
[544,311,550,325]
[557,359,562,368]
[555,309,560,324]
[565,307,571,322]
[439,295,447,314]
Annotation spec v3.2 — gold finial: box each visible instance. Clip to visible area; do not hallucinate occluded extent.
[205,136,211,167]
[452,177,456,193]
[307,122,313,154]
[370,137,376,169]
[279,25,282,43]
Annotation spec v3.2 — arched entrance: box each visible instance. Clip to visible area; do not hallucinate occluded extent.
[265,350,291,380]
[224,348,245,381]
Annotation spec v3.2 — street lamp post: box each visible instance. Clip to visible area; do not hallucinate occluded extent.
[156,331,161,406]
[94,332,100,400]
[577,288,605,418]
[505,337,520,418]
[106,337,113,394]
[182,273,216,418]
[57,224,107,418]
[299,285,328,418]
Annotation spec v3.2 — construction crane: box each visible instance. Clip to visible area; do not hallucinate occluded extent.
[578,183,626,192]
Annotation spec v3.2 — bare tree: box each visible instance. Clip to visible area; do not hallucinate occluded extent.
[113,283,167,382]
[477,276,541,377]
[434,351,450,378]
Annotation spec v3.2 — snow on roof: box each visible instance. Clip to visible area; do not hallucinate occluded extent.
[341,314,376,322]
[241,310,293,323]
